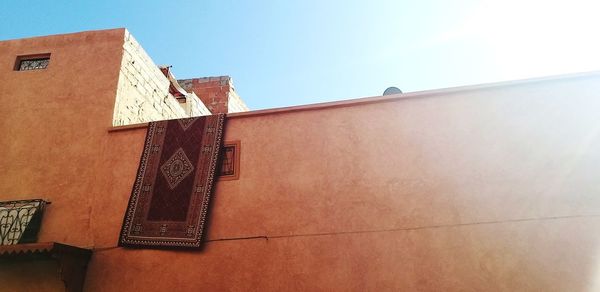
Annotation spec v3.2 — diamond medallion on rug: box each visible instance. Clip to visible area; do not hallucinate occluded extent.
[160,148,194,189]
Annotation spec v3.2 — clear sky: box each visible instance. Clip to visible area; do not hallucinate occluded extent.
[1,0,599,110]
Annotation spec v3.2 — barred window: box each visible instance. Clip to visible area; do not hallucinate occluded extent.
[15,54,51,71]
[221,146,235,175]
[219,141,240,180]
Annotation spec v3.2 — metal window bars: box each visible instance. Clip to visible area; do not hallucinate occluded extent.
[0,199,50,245]
[18,58,50,71]
[220,146,235,176]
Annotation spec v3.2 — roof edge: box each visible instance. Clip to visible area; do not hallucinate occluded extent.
[228,70,600,119]
[0,27,127,43]
[108,70,600,132]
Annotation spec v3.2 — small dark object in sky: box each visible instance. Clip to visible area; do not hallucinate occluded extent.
[383,87,403,96]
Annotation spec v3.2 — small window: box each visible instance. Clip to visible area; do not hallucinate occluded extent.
[15,53,51,71]
[219,141,240,180]
[0,199,50,245]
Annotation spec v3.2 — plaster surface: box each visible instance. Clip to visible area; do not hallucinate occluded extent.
[90,73,600,291]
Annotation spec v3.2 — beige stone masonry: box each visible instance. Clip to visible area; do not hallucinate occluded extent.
[228,83,249,113]
[112,30,210,126]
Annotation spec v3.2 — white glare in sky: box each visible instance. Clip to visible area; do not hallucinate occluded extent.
[435,0,600,79]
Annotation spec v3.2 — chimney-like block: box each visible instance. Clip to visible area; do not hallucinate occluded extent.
[178,76,249,114]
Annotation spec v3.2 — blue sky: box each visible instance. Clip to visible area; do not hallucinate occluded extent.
[1,0,599,110]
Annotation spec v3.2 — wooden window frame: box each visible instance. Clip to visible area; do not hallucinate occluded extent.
[219,140,240,181]
[14,53,51,71]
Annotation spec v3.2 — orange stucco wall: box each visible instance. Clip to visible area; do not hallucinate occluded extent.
[0,29,126,289]
[98,75,600,291]
[2,29,600,291]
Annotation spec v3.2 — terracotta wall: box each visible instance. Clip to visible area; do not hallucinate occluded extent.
[0,29,125,289]
[0,28,125,246]
[92,74,600,291]
[1,29,600,291]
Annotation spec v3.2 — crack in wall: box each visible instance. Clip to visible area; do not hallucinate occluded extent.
[205,214,600,243]
[93,214,600,252]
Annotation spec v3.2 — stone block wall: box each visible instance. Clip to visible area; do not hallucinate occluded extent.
[112,31,211,126]
[186,92,212,117]
[228,86,248,113]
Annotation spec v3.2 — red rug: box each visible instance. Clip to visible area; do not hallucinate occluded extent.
[119,115,225,249]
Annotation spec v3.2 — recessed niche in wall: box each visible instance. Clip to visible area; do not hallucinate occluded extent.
[14,53,51,71]
[219,141,240,181]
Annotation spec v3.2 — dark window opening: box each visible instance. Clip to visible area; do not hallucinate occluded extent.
[15,54,51,71]
[221,146,235,176]
[219,141,240,180]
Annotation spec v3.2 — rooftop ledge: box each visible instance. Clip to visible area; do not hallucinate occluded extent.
[108,70,600,133]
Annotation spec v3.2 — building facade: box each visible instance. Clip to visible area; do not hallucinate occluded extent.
[1,29,600,291]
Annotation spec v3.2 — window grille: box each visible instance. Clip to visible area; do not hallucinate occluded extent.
[0,199,49,245]
[219,141,240,180]
[14,54,51,71]
[221,146,235,176]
